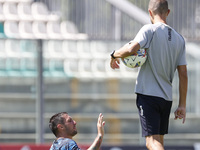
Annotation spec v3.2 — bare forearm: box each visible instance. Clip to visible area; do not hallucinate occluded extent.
[178,65,188,107]
[114,41,140,58]
[87,135,103,150]
[179,78,187,107]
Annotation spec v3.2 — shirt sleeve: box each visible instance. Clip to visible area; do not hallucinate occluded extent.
[177,41,187,66]
[133,24,154,49]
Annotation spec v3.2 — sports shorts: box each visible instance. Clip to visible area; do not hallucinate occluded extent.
[136,93,172,137]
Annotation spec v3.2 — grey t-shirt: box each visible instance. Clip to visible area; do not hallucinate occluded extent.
[133,22,187,101]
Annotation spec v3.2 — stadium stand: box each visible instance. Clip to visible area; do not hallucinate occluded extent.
[0,0,199,148]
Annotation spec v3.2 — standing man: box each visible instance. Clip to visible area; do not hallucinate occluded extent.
[49,112,105,150]
[110,0,188,149]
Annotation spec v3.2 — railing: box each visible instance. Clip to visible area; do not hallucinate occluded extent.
[39,0,200,41]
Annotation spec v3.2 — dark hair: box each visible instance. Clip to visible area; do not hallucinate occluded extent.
[49,112,68,137]
[149,0,168,15]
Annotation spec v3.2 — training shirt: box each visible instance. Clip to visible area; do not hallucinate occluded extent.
[133,22,187,101]
[50,138,81,150]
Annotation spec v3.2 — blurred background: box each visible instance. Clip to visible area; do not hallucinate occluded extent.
[0,0,199,149]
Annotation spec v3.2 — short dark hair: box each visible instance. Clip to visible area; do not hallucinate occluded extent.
[49,112,68,137]
[149,0,168,15]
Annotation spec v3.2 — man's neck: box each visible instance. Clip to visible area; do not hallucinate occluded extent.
[57,136,73,140]
[153,15,167,24]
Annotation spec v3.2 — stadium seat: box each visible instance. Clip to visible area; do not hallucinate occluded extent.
[0,3,5,21]
[20,40,37,58]
[4,21,20,38]
[18,21,35,39]
[76,40,92,59]
[3,2,19,21]
[62,40,78,59]
[5,0,20,2]
[5,39,21,58]
[79,59,93,78]
[6,57,22,76]
[20,57,36,77]
[32,21,47,39]
[31,2,60,22]
[0,39,7,76]
[46,21,62,39]
[64,59,79,78]
[46,40,64,59]
[48,59,66,77]
[90,41,108,59]
[18,2,33,21]
[43,57,66,77]
[17,0,33,3]
[60,21,79,34]
[0,39,5,57]
[0,57,7,76]
[60,21,88,40]
[91,59,107,78]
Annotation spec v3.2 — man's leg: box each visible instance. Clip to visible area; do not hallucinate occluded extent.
[145,135,164,150]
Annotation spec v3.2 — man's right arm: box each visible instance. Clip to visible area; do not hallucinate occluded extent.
[174,65,188,123]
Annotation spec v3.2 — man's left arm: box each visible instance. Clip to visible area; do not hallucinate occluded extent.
[174,65,188,123]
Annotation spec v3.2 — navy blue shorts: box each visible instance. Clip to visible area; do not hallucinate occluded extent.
[136,94,172,137]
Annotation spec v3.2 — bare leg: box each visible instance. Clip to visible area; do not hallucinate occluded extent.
[145,135,164,150]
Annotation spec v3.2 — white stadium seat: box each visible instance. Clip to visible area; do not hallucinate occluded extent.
[31,2,60,22]
[62,40,78,59]
[91,59,107,78]
[5,39,21,58]
[90,41,108,59]
[46,21,62,39]
[46,40,64,59]
[0,3,5,21]
[32,21,47,39]
[60,21,88,40]
[3,2,19,21]
[18,2,33,21]
[64,59,79,77]
[3,0,19,2]
[0,39,5,58]
[17,0,33,3]
[78,59,93,78]
[76,40,92,59]
[4,21,20,38]
[18,21,35,39]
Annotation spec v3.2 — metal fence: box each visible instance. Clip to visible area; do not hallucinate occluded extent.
[40,0,200,41]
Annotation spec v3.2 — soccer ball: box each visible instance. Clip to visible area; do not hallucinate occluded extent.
[121,49,147,68]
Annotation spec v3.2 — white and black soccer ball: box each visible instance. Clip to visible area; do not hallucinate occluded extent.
[121,49,147,68]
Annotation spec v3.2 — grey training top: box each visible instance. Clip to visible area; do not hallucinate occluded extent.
[133,22,187,101]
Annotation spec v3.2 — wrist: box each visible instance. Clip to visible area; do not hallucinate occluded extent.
[98,133,103,137]
[110,50,116,59]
